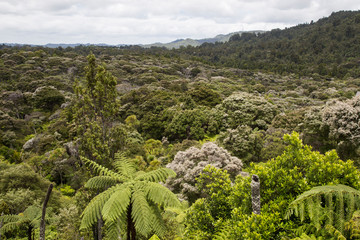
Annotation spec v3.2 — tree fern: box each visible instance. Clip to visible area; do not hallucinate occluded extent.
[113,153,137,178]
[136,167,176,182]
[85,176,120,189]
[81,156,124,180]
[101,184,132,222]
[345,210,360,239]
[80,184,120,229]
[131,186,152,236]
[81,153,181,239]
[0,205,45,240]
[286,184,360,236]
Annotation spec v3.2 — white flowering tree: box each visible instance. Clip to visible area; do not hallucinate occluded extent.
[166,142,243,202]
[322,96,360,159]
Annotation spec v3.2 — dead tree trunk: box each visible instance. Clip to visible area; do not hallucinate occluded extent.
[40,184,53,240]
[251,174,261,215]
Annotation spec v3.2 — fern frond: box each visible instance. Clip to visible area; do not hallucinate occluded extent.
[131,186,152,237]
[145,182,181,208]
[299,201,306,222]
[23,205,41,219]
[101,184,132,222]
[345,210,360,239]
[148,234,161,240]
[0,221,22,233]
[81,156,123,178]
[85,176,123,189]
[286,185,360,235]
[80,184,119,230]
[335,189,345,233]
[0,215,21,223]
[325,192,334,226]
[148,203,166,238]
[136,167,176,182]
[347,192,356,221]
[325,224,346,240]
[104,220,122,240]
[113,153,136,178]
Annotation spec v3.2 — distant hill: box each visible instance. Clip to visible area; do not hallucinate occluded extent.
[0,43,128,48]
[143,31,264,49]
[171,10,360,78]
[0,31,264,49]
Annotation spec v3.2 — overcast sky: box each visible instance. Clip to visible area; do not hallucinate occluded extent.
[1,0,360,45]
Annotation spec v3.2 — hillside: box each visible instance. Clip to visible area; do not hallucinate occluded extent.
[143,31,264,49]
[163,10,360,78]
[1,10,360,240]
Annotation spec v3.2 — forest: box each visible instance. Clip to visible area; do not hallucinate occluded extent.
[1,10,360,240]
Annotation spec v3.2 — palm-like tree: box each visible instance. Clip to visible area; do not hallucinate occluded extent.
[0,205,41,240]
[80,153,181,239]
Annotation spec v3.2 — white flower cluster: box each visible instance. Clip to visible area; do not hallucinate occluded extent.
[166,142,242,201]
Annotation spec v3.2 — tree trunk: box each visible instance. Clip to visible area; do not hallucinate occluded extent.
[97,218,103,240]
[251,174,261,215]
[40,184,53,240]
[127,204,136,240]
[27,226,33,240]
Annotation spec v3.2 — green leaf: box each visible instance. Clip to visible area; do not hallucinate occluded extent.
[102,184,132,222]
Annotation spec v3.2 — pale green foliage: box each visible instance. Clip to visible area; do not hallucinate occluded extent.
[216,91,278,130]
[286,185,360,234]
[217,125,264,164]
[184,166,233,238]
[55,204,81,240]
[80,152,180,239]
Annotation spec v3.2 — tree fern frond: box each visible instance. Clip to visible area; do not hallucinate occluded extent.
[307,197,315,221]
[80,184,119,230]
[148,234,161,240]
[299,201,306,222]
[0,221,22,233]
[136,167,176,183]
[148,203,166,238]
[325,224,346,240]
[325,192,334,226]
[23,205,41,220]
[346,192,356,222]
[145,182,181,208]
[85,176,123,189]
[345,210,360,239]
[113,153,136,178]
[102,184,132,222]
[81,156,122,178]
[335,189,345,233]
[0,215,21,223]
[104,220,122,240]
[131,188,152,237]
[287,185,360,235]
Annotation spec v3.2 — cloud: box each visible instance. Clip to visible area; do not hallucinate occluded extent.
[0,0,359,44]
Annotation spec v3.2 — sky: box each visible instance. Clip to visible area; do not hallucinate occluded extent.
[0,0,360,45]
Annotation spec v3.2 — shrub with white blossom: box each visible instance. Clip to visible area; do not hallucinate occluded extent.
[166,142,243,202]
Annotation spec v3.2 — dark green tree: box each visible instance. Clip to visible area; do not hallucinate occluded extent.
[73,53,121,166]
